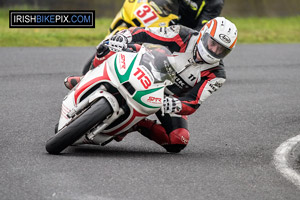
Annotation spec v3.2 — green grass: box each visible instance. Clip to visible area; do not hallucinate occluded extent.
[1,6,299,46]
[230,16,300,44]
[1,18,113,46]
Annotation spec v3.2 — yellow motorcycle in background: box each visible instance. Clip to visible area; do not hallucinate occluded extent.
[82,0,179,74]
[107,0,179,38]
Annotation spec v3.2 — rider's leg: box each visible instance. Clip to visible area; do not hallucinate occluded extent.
[64,44,112,90]
[137,112,190,153]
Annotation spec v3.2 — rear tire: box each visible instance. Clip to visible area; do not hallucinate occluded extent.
[45,98,113,154]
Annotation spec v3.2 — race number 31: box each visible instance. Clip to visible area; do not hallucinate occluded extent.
[134,4,158,26]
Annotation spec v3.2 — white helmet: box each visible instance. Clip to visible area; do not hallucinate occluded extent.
[196,17,238,64]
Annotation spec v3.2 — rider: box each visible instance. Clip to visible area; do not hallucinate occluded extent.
[81,0,223,75]
[178,0,224,30]
[110,0,224,32]
[65,17,238,153]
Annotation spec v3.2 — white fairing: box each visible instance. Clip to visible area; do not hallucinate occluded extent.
[57,44,172,145]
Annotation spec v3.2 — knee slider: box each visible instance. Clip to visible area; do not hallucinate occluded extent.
[164,128,190,153]
[169,128,190,146]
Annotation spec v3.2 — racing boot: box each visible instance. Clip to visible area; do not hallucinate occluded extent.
[64,76,82,90]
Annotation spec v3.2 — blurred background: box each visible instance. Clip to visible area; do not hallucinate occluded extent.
[1,0,300,17]
[1,0,299,46]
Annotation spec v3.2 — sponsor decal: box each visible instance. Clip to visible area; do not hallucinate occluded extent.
[9,10,95,28]
[214,81,223,88]
[181,136,188,144]
[188,74,196,82]
[219,34,231,43]
[208,81,223,93]
[174,77,185,88]
[120,54,126,69]
[147,96,162,104]
[115,54,137,84]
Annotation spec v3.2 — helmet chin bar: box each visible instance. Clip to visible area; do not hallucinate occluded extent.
[197,53,208,64]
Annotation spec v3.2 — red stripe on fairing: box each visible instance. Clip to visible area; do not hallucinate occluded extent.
[62,104,70,113]
[132,29,187,52]
[93,51,116,67]
[61,108,68,116]
[106,109,147,136]
[61,104,70,119]
[60,113,69,119]
[74,62,110,104]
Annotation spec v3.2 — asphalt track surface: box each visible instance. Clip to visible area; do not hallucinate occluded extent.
[1,44,300,200]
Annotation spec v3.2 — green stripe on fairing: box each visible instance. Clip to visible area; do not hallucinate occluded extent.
[115,54,138,83]
[115,53,163,109]
[133,87,163,109]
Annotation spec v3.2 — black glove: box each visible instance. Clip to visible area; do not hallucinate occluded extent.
[96,40,109,57]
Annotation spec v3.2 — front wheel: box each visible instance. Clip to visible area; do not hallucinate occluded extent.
[45,98,113,154]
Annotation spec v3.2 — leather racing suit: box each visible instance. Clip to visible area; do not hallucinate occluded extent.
[92,25,226,153]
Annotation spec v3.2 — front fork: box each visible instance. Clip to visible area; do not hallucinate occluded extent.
[69,86,124,144]
[86,106,125,144]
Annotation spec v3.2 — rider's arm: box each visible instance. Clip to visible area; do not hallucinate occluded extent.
[128,25,195,53]
[92,43,141,68]
[177,65,226,115]
[195,0,224,30]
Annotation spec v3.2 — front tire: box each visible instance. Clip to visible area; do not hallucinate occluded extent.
[45,98,113,154]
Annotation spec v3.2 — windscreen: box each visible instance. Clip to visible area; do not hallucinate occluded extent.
[139,43,176,83]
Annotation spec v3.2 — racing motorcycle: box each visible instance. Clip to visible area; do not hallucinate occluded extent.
[45,43,176,154]
[108,0,179,37]
[82,0,179,75]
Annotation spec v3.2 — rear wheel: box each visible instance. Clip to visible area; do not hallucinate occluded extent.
[45,98,113,154]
